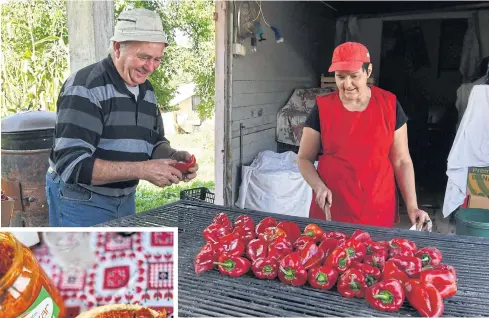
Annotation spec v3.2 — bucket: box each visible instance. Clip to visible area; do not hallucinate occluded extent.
[455,208,489,237]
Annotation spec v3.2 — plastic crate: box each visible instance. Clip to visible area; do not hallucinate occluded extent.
[180,187,215,204]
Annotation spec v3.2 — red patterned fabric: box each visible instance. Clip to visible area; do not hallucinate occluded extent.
[32,232,174,318]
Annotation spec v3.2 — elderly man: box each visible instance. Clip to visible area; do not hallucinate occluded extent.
[46,8,198,226]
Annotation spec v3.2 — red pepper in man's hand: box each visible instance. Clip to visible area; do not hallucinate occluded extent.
[255,217,278,235]
[294,236,316,251]
[322,231,349,242]
[303,224,324,242]
[365,279,405,312]
[278,252,308,286]
[415,247,443,266]
[217,233,245,257]
[308,265,338,290]
[203,223,231,244]
[277,220,302,243]
[389,245,414,258]
[350,262,381,287]
[382,262,409,285]
[389,238,417,253]
[337,268,367,298]
[404,279,444,317]
[318,238,339,258]
[214,253,251,277]
[419,268,457,298]
[171,154,197,174]
[387,256,422,278]
[268,236,293,261]
[343,239,366,263]
[364,253,386,272]
[349,229,372,244]
[299,241,325,270]
[246,238,268,262]
[258,227,287,243]
[194,242,217,274]
[234,215,255,233]
[212,212,233,232]
[325,246,352,273]
[252,257,278,280]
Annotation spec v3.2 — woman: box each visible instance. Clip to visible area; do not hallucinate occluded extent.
[298,42,431,230]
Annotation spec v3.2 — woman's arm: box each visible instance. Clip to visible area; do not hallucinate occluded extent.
[389,123,430,227]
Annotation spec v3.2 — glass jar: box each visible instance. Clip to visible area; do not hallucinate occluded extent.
[0,232,66,317]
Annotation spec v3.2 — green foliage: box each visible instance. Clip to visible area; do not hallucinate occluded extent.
[135,180,215,212]
[1,0,69,117]
[2,0,216,120]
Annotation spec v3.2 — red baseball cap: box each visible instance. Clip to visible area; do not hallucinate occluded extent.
[328,42,370,72]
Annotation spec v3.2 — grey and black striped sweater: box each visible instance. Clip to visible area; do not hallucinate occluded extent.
[49,56,169,197]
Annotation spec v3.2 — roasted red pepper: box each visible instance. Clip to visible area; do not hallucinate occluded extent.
[387,256,422,278]
[322,231,348,242]
[318,238,339,258]
[252,257,278,280]
[299,241,325,270]
[212,212,233,232]
[324,246,352,273]
[308,265,338,290]
[171,154,196,174]
[268,236,293,261]
[294,236,316,250]
[389,245,414,258]
[343,239,366,263]
[422,264,456,279]
[277,220,302,243]
[389,238,417,253]
[363,253,386,272]
[337,268,367,298]
[203,223,231,243]
[278,252,308,286]
[366,241,389,259]
[255,217,278,235]
[365,279,405,312]
[258,226,287,243]
[404,279,444,317]
[382,261,409,285]
[216,233,245,257]
[349,229,372,243]
[419,268,457,298]
[234,214,255,233]
[303,224,325,242]
[194,242,217,274]
[350,262,381,286]
[415,247,443,266]
[232,226,254,246]
[246,238,268,262]
[214,253,251,277]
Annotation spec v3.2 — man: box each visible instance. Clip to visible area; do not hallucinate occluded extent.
[46,8,198,227]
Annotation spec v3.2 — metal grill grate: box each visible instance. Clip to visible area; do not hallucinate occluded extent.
[99,200,489,316]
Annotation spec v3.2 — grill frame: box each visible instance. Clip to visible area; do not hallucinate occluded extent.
[98,200,489,317]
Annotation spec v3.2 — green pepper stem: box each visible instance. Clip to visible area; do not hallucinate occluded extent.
[315,272,327,284]
[262,265,273,274]
[421,254,431,265]
[213,260,235,270]
[373,291,394,304]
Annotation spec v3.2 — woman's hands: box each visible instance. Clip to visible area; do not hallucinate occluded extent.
[314,184,333,221]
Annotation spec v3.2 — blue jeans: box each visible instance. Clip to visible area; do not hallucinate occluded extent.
[45,171,136,227]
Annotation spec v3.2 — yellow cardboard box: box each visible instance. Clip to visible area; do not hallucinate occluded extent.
[466,167,489,209]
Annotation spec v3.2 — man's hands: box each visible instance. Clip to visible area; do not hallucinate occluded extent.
[140,159,183,187]
[315,184,333,221]
[407,207,432,231]
[171,151,199,182]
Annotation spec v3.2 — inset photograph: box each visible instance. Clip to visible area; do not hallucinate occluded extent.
[0,229,175,318]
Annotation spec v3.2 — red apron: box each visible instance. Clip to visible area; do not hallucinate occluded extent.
[309,86,398,227]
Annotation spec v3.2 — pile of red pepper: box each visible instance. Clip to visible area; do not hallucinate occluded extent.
[194,214,458,317]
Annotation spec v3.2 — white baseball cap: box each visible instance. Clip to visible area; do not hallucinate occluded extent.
[110,8,169,46]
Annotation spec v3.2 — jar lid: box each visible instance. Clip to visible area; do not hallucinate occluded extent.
[1,110,56,133]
